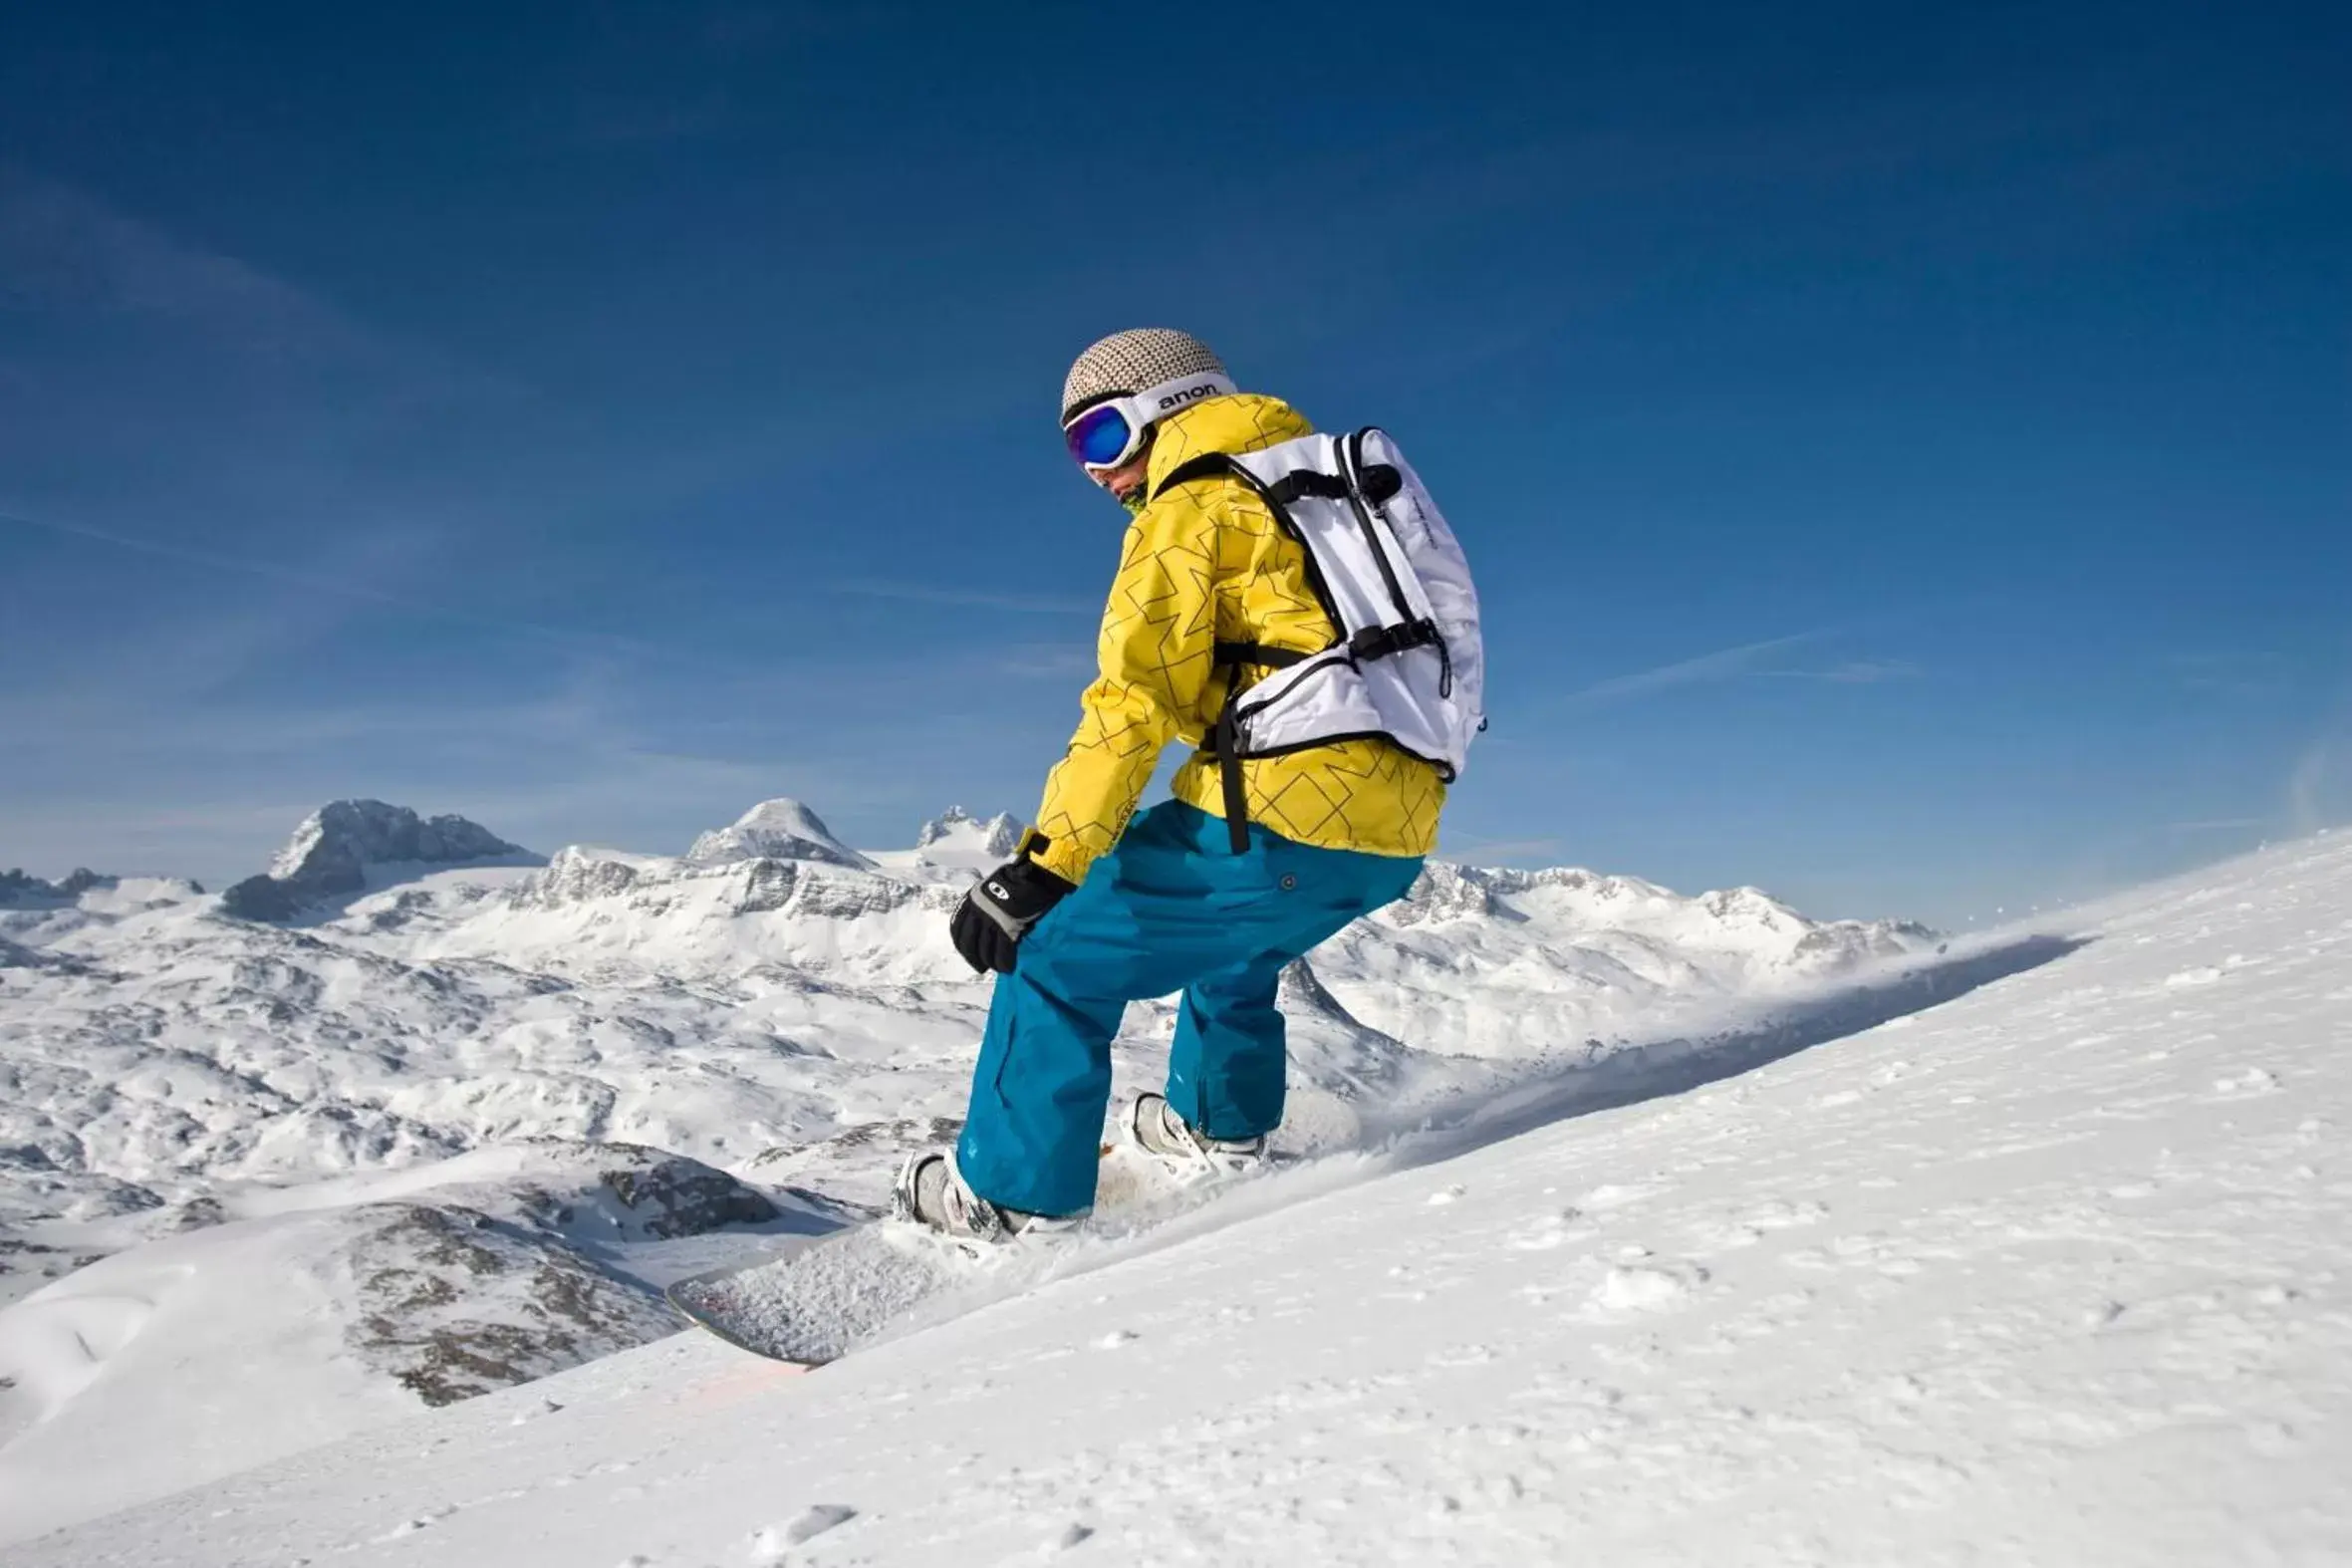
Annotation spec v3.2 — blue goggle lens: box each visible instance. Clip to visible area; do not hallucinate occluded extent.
[1064,403,1137,467]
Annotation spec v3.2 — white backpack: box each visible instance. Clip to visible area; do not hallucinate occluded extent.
[1155,426,1485,851]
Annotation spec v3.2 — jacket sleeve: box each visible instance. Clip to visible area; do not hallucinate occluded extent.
[1026,486,1221,886]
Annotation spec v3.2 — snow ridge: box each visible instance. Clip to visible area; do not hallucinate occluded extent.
[914,806,1022,860]
[683,798,872,871]
[0,868,119,908]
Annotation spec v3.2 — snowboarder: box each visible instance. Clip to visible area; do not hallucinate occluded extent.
[895,328,1483,1239]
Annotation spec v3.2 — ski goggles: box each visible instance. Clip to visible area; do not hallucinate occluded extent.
[1061,372,1237,470]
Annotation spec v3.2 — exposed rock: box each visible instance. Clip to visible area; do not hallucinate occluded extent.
[507,847,643,910]
[509,849,929,921]
[0,869,115,908]
[270,801,527,884]
[760,864,927,920]
[1390,862,1501,924]
[166,1195,228,1232]
[1278,958,1399,1043]
[331,1148,778,1406]
[344,1202,677,1408]
[219,875,306,922]
[914,806,1023,862]
[500,1143,780,1241]
[223,801,535,921]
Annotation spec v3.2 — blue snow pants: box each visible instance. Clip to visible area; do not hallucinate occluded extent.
[955,799,1425,1216]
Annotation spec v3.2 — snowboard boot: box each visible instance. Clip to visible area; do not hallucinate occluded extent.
[891,1151,1069,1243]
[1126,1092,1268,1176]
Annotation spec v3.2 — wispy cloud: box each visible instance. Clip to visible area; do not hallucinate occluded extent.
[0,509,659,656]
[994,644,1098,679]
[1,164,348,346]
[832,579,1098,616]
[1556,631,1827,708]
[0,164,522,402]
[1768,658,1921,685]
[2169,650,2294,699]
[1441,834,1564,862]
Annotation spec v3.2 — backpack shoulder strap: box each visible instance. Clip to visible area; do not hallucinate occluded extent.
[1149,448,1344,625]
[1152,451,1242,500]
[1162,448,1401,508]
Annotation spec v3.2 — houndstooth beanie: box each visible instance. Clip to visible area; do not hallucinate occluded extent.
[1059,328,1229,423]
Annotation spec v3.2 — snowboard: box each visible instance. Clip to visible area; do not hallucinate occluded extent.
[667,1093,1361,1367]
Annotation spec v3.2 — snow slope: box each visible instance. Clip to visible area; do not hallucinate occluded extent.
[15,831,2346,1565]
[0,1142,817,1545]
[0,796,1929,1299]
[0,794,1939,1541]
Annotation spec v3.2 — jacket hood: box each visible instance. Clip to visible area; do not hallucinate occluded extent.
[1146,393,1314,495]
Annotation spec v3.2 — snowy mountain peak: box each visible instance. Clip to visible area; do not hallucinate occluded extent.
[914,805,976,847]
[684,798,872,870]
[0,868,115,908]
[224,801,537,920]
[266,800,529,883]
[1696,885,1804,928]
[913,806,1023,865]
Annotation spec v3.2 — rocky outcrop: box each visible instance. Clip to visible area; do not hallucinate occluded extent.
[509,846,932,921]
[1389,862,1502,924]
[222,801,535,920]
[0,869,114,908]
[506,847,644,911]
[506,1143,780,1241]
[341,1146,781,1404]
[914,807,1023,863]
[347,1202,676,1408]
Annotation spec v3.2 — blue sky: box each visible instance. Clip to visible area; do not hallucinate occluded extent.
[2,2,2345,925]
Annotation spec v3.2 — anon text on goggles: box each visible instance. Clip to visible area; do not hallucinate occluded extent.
[1061,372,1238,470]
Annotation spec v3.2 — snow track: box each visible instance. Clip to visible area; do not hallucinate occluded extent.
[15,831,2348,1565]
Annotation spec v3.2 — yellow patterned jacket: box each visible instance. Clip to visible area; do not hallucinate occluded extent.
[1026,392,1446,887]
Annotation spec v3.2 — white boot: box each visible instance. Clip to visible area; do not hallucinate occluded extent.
[1125,1093,1268,1176]
[891,1151,1075,1243]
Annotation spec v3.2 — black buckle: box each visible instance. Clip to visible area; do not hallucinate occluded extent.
[1347,620,1438,662]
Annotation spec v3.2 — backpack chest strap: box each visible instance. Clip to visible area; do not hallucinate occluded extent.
[1213,641,1308,670]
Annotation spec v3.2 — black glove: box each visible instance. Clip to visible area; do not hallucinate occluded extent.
[951,854,1077,974]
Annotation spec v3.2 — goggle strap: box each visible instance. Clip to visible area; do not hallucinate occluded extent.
[1064,372,1238,469]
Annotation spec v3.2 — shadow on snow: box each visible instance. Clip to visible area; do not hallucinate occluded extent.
[1375,932,2093,1173]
